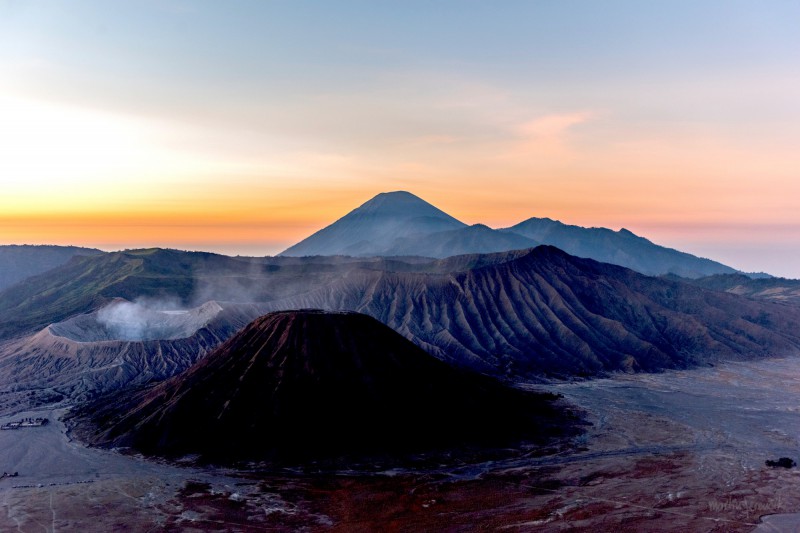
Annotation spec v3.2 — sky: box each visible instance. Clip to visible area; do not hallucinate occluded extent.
[1,1,799,277]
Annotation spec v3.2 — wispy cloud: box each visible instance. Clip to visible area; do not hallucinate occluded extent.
[509,111,597,158]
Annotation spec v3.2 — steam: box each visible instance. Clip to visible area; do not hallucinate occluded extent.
[190,258,270,306]
[94,256,296,341]
[97,298,204,341]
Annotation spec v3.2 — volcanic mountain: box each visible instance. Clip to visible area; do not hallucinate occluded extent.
[74,310,573,463]
[280,191,467,257]
[280,191,738,277]
[0,248,386,341]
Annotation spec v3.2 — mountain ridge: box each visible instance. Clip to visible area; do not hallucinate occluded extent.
[3,246,798,382]
[0,245,104,291]
[504,217,736,278]
[262,246,800,379]
[279,191,739,278]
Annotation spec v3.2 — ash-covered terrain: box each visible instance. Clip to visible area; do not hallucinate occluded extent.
[1,357,799,531]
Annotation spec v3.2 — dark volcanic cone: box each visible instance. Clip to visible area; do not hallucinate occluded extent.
[74,310,573,463]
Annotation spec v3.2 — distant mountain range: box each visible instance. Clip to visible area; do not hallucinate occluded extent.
[0,245,103,291]
[280,191,737,278]
[71,310,573,463]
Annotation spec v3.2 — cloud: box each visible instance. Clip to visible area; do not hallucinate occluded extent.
[403,134,462,147]
[510,111,597,159]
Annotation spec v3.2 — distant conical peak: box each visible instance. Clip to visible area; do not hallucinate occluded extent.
[352,191,461,220]
[375,190,415,198]
[278,190,469,257]
[370,191,420,200]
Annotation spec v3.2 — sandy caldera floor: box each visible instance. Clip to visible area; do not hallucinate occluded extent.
[2,357,800,532]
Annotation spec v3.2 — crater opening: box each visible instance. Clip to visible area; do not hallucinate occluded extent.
[49,300,224,342]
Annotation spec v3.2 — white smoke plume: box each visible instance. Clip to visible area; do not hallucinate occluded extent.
[96,297,192,341]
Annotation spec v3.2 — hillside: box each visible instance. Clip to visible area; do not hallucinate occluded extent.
[0,248,377,341]
[0,245,103,290]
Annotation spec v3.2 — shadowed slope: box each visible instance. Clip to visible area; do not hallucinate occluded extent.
[75,311,572,462]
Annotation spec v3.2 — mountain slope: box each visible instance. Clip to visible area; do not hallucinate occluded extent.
[0,247,536,343]
[0,249,225,340]
[504,218,735,278]
[381,224,538,258]
[280,191,467,257]
[0,245,103,290]
[72,310,573,462]
[263,246,800,379]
